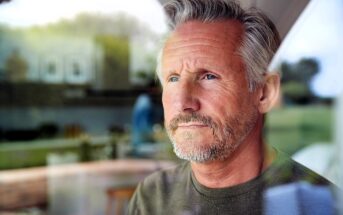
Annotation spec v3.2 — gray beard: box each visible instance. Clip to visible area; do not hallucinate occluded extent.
[166,112,258,163]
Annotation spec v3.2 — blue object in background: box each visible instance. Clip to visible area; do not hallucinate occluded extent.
[132,94,154,149]
[264,182,335,215]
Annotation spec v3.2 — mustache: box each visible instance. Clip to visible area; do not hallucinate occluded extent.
[168,112,218,131]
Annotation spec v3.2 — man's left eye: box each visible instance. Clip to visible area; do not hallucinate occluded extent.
[203,74,217,80]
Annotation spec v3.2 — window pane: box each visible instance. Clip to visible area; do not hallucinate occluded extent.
[0,1,174,214]
[267,0,343,186]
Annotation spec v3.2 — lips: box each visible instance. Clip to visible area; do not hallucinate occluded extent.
[168,113,216,132]
[177,123,208,128]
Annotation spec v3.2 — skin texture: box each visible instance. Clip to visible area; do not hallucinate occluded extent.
[161,20,280,188]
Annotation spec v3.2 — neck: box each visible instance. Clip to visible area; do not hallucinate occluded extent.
[190,119,275,188]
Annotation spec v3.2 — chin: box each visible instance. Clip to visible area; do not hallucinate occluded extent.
[171,134,241,163]
[172,139,229,162]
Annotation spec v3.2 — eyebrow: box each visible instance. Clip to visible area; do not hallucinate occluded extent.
[163,58,225,72]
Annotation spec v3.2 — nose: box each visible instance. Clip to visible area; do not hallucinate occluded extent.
[176,80,200,113]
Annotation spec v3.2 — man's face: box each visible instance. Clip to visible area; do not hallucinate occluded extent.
[161,20,261,162]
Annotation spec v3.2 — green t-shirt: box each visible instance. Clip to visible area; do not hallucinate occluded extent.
[128,152,332,215]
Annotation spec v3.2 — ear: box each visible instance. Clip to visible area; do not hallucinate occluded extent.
[257,73,280,113]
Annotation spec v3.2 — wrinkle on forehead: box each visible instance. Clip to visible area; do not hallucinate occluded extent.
[166,20,244,51]
[164,57,237,75]
[164,58,209,76]
[161,20,245,79]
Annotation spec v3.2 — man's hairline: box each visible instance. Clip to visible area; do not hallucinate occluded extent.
[155,18,261,92]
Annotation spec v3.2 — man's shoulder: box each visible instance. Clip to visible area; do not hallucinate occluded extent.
[140,161,190,190]
[128,161,192,214]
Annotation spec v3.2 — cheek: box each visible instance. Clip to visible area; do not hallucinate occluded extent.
[200,90,239,117]
[162,91,174,121]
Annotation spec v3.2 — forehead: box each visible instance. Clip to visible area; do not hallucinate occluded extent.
[162,20,244,72]
[171,19,243,40]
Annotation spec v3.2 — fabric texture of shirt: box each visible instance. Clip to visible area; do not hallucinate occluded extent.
[128,151,333,215]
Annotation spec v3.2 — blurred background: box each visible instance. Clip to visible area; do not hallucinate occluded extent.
[0,0,342,214]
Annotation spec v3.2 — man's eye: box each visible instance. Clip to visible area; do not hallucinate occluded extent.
[203,74,217,80]
[168,76,179,82]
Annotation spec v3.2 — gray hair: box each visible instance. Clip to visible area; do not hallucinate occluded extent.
[157,0,280,91]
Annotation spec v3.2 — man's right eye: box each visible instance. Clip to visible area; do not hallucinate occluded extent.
[168,76,179,82]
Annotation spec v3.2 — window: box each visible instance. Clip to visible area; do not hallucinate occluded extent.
[0,1,171,214]
[267,0,343,186]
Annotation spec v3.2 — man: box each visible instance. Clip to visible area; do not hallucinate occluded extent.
[128,0,332,214]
